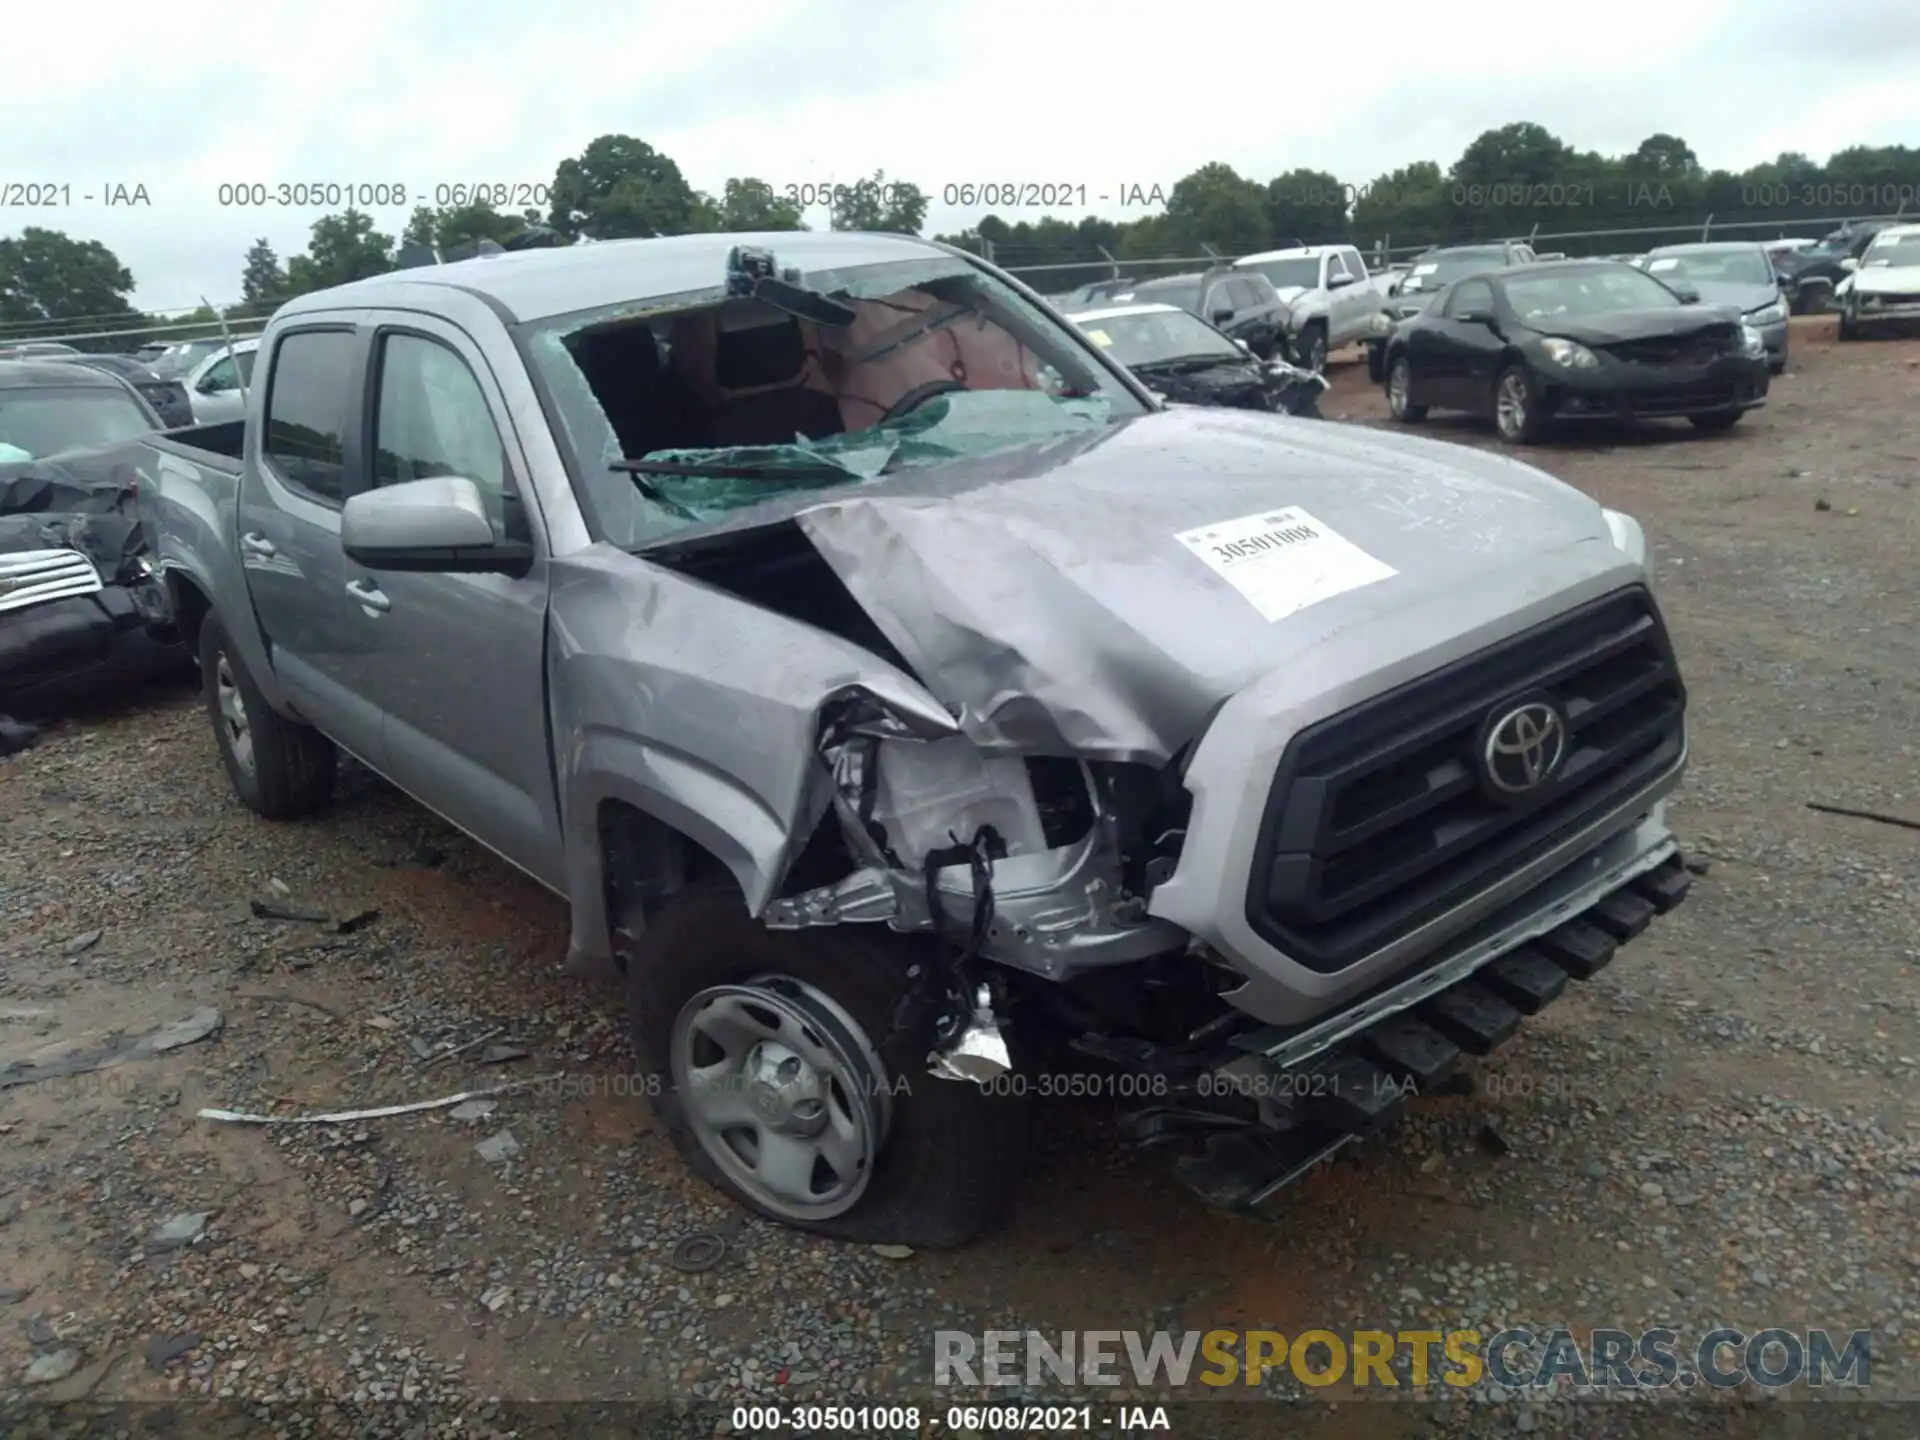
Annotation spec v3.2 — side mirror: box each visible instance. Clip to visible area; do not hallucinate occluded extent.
[1669,282,1700,304]
[1840,257,1858,272]
[341,476,529,575]
[1210,307,1234,324]
[1328,273,1355,289]
[1233,338,1253,355]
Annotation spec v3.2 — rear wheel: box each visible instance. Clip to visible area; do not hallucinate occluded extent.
[199,615,335,819]
[1493,365,1549,444]
[623,883,1029,1249]
[1386,356,1426,422]
[1687,411,1743,433]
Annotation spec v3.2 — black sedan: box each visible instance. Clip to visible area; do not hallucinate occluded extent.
[1380,260,1770,444]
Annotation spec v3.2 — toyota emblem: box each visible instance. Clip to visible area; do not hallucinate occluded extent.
[1480,699,1568,800]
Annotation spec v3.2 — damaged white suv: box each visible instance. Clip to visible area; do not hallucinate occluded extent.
[144,231,1693,1248]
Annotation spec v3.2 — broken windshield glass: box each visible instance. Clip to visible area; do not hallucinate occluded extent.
[611,390,1112,524]
[520,250,1147,548]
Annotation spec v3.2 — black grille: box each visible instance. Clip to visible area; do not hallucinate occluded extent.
[1245,587,1686,974]
[1604,331,1733,366]
[1625,383,1739,417]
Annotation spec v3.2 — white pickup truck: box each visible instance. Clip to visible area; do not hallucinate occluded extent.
[1233,245,1395,372]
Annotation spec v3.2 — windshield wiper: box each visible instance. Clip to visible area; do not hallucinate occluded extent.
[1134,353,1239,373]
[613,458,856,480]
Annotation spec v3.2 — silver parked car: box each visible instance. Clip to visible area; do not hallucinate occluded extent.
[138,231,1693,1245]
[1639,242,1791,372]
[182,338,260,423]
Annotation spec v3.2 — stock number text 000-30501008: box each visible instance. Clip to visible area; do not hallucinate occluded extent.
[214,183,553,209]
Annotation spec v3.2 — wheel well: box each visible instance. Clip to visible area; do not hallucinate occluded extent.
[166,573,213,654]
[597,800,726,958]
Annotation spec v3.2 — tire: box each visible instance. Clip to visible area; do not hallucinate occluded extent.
[1837,307,1859,341]
[1493,365,1549,445]
[1687,411,1743,433]
[623,882,1030,1249]
[199,614,336,819]
[1366,342,1386,384]
[1386,355,1426,422]
[1297,323,1329,374]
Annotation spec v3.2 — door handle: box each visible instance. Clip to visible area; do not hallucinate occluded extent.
[240,532,276,557]
[345,579,390,614]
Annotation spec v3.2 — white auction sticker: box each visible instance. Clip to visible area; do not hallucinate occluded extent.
[1174,507,1397,623]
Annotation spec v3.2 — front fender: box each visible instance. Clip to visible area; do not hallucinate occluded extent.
[547,543,949,971]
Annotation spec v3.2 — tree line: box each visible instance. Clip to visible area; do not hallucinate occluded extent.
[2,125,1915,346]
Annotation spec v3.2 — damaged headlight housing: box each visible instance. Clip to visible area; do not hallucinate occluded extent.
[1602,507,1648,569]
[1540,337,1599,369]
[1738,324,1766,357]
[1745,299,1787,325]
[1369,311,1393,336]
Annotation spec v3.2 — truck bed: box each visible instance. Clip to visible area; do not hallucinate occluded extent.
[149,420,244,475]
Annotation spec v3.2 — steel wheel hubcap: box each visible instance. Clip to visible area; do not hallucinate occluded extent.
[671,978,890,1222]
[215,654,254,774]
[1497,375,1527,436]
[1389,363,1410,412]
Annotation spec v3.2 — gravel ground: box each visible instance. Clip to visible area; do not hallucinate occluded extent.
[2,315,1917,1437]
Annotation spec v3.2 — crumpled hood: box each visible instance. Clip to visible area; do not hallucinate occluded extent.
[773,408,1631,761]
[1854,261,1920,293]
[1537,307,1741,346]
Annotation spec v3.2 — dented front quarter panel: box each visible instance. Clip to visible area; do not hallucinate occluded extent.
[546,542,951,966]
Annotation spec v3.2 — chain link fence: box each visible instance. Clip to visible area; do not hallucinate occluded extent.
[980,210,1909,295]
[2,208,1905,350]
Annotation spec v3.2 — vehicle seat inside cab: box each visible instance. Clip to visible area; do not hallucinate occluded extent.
[709,315,844,448]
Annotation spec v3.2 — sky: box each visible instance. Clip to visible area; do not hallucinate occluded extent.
[5,0,1919,316]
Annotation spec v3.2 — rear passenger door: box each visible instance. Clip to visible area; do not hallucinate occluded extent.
[339,313,563,889]
[236,319,389,768]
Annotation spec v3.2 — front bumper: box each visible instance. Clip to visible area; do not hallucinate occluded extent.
[1541,353,1769,420]
[0,585,180,714]
[1162,842,1694,1209]
[1851,295,1920,326]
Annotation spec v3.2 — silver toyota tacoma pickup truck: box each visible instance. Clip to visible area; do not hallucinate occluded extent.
[139,230,1692,1248]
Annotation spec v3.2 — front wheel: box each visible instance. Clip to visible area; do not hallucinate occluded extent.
[1386,356,1426,422]
[199,614,335,819]
[1295,324,1328,374]
[623,883,1029,1249]
[1837,307,1859,341]
[1687,411,1743,433]
[1493,365,1549,444]
[1366,342,1386,383]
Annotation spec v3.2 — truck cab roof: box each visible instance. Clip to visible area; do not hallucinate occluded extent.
[280,230,957,327]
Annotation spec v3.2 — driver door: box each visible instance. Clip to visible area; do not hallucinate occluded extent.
[1428,279,1501,410]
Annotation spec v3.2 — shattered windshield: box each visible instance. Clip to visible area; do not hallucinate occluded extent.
[1402,250,1506,291]
[1132,279,1203,311]
[521,252,1147,547]
[1644,247,1773,285]
[1071,309,1242,368]
[1863,235,1920,264]
[1504,266,1682,319]
[1245,258,1321,291]
[0,387,156,459]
